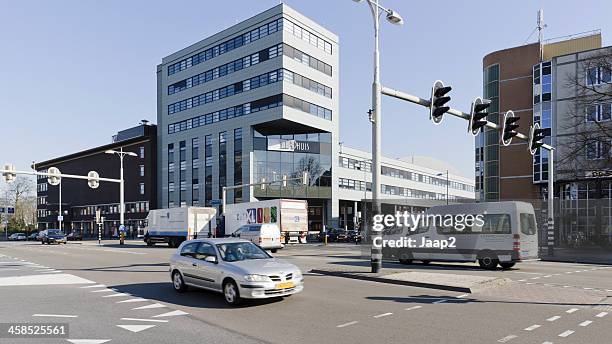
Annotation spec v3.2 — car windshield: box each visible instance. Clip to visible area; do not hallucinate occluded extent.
[216,242,271,262]
[48,230,63,236]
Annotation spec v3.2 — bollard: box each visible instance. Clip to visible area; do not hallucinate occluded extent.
[120,232,125,245]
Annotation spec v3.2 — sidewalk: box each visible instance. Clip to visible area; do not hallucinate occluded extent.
[541,247,612,265]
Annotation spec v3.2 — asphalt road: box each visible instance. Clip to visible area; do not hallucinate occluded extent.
[0,240,610,344]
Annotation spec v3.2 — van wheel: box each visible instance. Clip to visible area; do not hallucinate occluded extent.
[146,238,154,246]
[399,258,413,265]
[500,262,516,269]
[223,280,241,306]
[421,260,431,265]
[271,249,278,253]
[172,271,187,292]
[478,254,499,270]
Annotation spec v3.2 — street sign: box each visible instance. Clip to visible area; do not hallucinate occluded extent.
[48,167,61,186]
[210,199,222,206]
[57,215,64,221]
[95,209,101,224]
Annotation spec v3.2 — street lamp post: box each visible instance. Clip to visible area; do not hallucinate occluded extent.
[354,0,403,273]
[105,148,137,232]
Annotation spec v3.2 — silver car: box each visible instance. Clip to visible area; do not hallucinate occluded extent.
[169,238,304,305]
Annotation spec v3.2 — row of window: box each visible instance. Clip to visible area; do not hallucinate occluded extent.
[71,202,150,217]
[167,93,332,135]
[283,18,332,54]
[586,66,612,86]
[339,157,371,172]
[168,18,283,75]
[339,177,457,200]
[284,69,332,98]
[283,44,332,76]
[168,69,283,114]
[586,103,612,122]
[339,177,371,191]
[168,43,283,95]
[586,139,612,160]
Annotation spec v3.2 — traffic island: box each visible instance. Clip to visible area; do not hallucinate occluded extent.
[310,269,510,293]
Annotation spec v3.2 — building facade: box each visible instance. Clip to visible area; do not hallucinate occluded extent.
[35,123,157,237]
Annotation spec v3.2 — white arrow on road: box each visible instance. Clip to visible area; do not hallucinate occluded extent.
[152,310,189,318]
[116,325,156,333]
[132,303,166,310]
[67,340,111,344]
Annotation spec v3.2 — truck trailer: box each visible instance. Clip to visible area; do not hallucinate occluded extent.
[144,207,217,247]
[224,199,308,243]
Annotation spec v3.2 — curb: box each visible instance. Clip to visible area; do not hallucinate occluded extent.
[310,269,473,293]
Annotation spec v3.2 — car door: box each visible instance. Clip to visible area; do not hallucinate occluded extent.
[192,243,221,290]
[176,242,200,286]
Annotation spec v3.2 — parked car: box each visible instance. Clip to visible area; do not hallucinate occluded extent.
[347,230,363,244]
[8,233,26,241]
[169,238,304,305]
[67,232,83,241]
[27,232,40,241]
[327,228,349,242]
[230,223,282,253]
[40,229,67,245]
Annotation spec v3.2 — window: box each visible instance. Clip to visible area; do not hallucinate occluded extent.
[139,183,145,195]
[586,104,612,122]
[139,165,145,177]
[180,242,199,257]
[586,140,604,160]
[520,213,537,235]
[195,243,216,260]
[139,147,145,158]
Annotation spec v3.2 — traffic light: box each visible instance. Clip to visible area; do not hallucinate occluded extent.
[88,171,100,189]
[429,80,452,125]
[528,122,547,155]
[2,164,16,182]
[468,97,490,135]
[501,110,520,146]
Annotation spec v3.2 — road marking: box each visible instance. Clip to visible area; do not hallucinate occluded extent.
[526,282,534,285]
[0,273,93,286]
[404,306,422,311]
[102,293,130,298]
[336,321,358,328]
[33,314,78,318]
[542,342,553,344]
[456,294,469,298]
[566,308,579,313]
[524,324,541,331]
[120,318,169,323]
[152,310,189,318]
[373,312,393,318]
[547,316,561,322]
[433,300,447,304]
[579,320,593,327]
[116,298,148,303]
[80,284,105,288]
[543,275,552,278]
[517,279,527,282]
[91,289,114,293]
[67,340,111,344]
[0,268,20,271]
[583,287,594,290]
[565,271,572,274]
[497,335,517,343]
[531,277,541,279]
[563,285,572,288]
[116,324,156,333]
[41,270,62,273]
[595,312,608,318]
[132,303,166,310]
[558,330,574,337]
[574,270,582,273]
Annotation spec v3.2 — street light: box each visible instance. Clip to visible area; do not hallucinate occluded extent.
[437,171,449,205]
[105,148,137,233]
[353,0,403,273]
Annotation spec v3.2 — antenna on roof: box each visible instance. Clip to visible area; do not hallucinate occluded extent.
[537,9,546,61]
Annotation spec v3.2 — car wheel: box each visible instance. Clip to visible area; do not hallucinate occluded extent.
[172,271,187,293]
[499,262,516,269]
[478,253,499,270]
[271,249,278,253]
[223,280,241,306]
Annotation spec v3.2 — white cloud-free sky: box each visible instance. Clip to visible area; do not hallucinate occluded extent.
[1,0,610,186]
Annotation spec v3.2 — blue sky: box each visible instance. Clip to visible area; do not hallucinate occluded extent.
[1,0,610,183]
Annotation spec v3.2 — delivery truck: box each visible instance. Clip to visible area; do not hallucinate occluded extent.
[225,199,308,244]
[144,207,217,247]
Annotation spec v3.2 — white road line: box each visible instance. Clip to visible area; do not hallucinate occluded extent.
[33,314,78,318]
[566,308,579,313]
[547,316,561,322]
[531,277,541,279]
[526,282,534,285]
[152,310,189,318]
[542,342,553,344]
[67,340,111,344]
[404,306,422,311]
[607,290,612,292]
[558,330,574,337]
[373,312,393,318]
[336,321,358,328]
[102,293,130,298]
[543,275,552,278]
[80,284,105,289]
[595,312,608,318]
[120,318,169,323]
[41,270,62,273]
[132,303,166,310]
[456,294,469,298]
[524,324,541,331]
[116,324,156,333]
[433,300,447,304]
[579,320,593,327]
[563,285,572,288]
[565,271,572,274]
[583,287,594,290]
[574,270,582,273]
[517,279,527,282]
[116,298,148,303]
[497,335,517,343]
[0,273,94,286]
[91,289,115,293]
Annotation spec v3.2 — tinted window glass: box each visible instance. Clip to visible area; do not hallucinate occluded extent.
[180,242,199,256]
[520,213,537,235]
[195,243,216,259]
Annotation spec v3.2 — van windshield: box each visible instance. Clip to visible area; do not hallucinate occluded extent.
[216,242,271,262]
[520,213,537,235]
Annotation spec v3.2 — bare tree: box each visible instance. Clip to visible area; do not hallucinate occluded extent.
[2,176,36,231]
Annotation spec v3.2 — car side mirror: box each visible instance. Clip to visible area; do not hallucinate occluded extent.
[204,255,217,264]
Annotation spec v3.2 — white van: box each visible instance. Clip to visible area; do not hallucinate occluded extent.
[386,201,538,269]
[232,223,283,253]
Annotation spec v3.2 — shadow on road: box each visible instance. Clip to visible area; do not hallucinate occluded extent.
[111,282,285,309]
[60,262,169,273]
[366,295,612,307]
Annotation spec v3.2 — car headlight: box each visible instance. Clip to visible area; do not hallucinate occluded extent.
[294,270,303,280]
[244,274,271,282]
